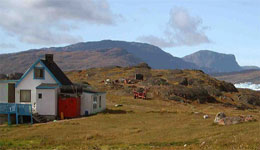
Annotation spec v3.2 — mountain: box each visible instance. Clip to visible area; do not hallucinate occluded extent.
[182,50,242,73]
[0,48,144,74]
[48,40,198,69]
[0,41,258,75]
[0,40,197,74]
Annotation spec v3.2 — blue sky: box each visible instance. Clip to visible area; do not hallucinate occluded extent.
[0,0,259,66]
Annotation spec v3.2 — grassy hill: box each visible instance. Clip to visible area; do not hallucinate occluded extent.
[67,64,259,107]
[0,65,259,150]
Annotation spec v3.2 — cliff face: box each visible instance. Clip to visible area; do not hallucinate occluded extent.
[183,50,242,73]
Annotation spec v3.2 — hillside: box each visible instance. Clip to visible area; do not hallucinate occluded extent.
[1,65,259,150]
[0,40,197,74]
[214,69,260,84]
[67,64,260,107]
[182,50,242,73]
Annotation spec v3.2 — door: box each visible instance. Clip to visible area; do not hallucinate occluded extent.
[8,83,15,103]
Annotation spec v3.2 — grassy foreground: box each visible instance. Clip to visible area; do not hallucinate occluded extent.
[0,94,259,150]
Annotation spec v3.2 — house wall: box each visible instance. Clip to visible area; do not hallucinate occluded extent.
[81,92,106,115]
[36,88,58,116]
[0,83,8,103]
[15,62,57,111]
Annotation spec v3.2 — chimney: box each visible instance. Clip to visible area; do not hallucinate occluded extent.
[45,54,54,62]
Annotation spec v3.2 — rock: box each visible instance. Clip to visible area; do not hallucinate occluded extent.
[115,104,123,107]
[214,112,226,123]
[136,63,151,69]
[203,115,209,119]
[218,117,242,125]
[244,115,256,122]
[214,112,256,125]
[200,141,206,147]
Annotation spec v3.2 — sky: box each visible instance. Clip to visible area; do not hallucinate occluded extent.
[0,0,259,66]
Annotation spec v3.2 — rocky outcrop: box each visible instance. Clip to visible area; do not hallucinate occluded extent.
[214,112,256,125]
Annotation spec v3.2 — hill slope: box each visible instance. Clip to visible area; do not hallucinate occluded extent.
[0,47,144,74]
[67,64,260,107]
[183,50,242,73]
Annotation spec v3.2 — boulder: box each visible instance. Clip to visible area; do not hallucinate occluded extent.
[214,112,256,125]
[136,63,151,69]
[218,117,242,125]
[214,112,226,123]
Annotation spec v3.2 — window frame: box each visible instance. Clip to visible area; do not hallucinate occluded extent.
[20,90,31,103]
[34,67,45,80]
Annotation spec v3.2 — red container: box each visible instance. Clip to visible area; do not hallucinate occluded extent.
[58,96,81,118]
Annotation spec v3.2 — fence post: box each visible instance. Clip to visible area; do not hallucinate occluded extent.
[8,113,11,125]
[30,104,33,124]
[15,104,18,125]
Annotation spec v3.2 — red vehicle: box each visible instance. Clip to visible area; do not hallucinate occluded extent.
[133,89,147,100]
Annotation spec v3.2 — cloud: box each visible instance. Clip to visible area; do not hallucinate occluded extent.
[0,43,16,49]
[137,35,175,48]
[138,7,210,48]
[0,0,117,45]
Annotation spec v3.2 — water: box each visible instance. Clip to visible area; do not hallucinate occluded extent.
[234,82,260,91]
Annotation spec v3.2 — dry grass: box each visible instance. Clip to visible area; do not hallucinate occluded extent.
[0,94,259,150]
[1,67,259,150]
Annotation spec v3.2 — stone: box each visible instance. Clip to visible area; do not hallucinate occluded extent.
[214,112,226,123]
[214,112,256,125]
[203,115,209,119]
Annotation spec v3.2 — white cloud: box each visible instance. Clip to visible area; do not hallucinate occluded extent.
[0,0,117,45]
[137,35,175,48]
[138,7,210,48]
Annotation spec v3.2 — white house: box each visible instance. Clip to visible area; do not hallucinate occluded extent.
[0,80,17,103]
[0,54,106,123]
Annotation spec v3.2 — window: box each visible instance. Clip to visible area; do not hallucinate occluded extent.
[20,90,31,102]
[38,93,42,99]
[99,96,102,108]
[93,96,97,109]
[34,67,44,79]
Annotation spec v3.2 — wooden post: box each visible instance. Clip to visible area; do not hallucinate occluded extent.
[30,114,33,124]
[8,113,11,125]
[60,112,64,120]
[15,104,18,125]
[20,116,23,124]
[30,105,33,124]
